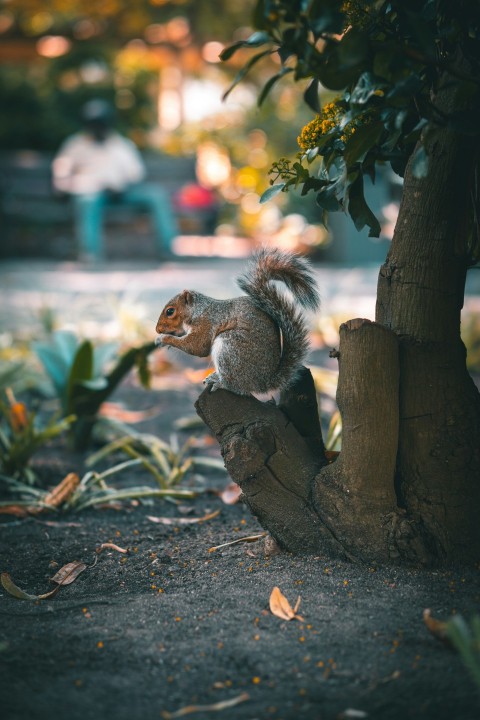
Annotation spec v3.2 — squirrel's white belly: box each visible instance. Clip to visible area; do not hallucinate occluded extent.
[211,335,223,372]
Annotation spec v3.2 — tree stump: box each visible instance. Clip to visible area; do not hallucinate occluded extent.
[196,319,433,564]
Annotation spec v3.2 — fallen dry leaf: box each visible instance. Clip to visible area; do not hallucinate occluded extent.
[99,402,161,423]
[423,608,452,646]
[43,473,80,508]
[1,572,58,601]
[147,509,220,525]
[1,560,87,601]
[208,533,266,552]
[218,482,242,505]
[0,473,80,517]
[161,692,249,719]
[50,561,87,586]
[0,505,29,517]
[269,586,304,622]
[96,543,129,554]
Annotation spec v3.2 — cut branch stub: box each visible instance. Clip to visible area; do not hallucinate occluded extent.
[195,372,331,554]
[196,322,434,564]
[313,319,399,558]
[313,319,430,563]
[278,366,326,463]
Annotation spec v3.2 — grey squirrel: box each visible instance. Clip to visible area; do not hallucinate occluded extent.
[155,248,320,395]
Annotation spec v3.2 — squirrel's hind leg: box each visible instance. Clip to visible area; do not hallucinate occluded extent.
[208,335,253,395]
[210,332,278,396]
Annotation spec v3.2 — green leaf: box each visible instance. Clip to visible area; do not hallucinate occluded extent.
[304,79,321,113]
[316,182,342,212]
[78,378,109,391]
[0,362,24,392]
[92,341,118,378]
[258,67,294,106]
[351,72,386,106]
[347,174,381,237]
[308,0,345,35]
[260,183,286,203]
[52,331,79,365]
[223,49,272,101]
[253,0,269,31]
[405,10,436,58]
[317,56,357,91]
[136,350,151,389]
[300,176,329,196]
[337,28,369,70]
[446,615,480,688]
[66,340,94,415]
[219,31,271,61]
[343,121,384,166]
[33,343,70,398]
[387,74,423,102]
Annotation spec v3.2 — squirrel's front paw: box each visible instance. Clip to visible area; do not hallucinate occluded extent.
[204,371,218,387]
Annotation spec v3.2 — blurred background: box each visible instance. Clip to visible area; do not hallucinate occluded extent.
[0,0,398,263]
[0,0,478,491]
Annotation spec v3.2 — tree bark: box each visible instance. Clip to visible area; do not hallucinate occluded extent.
[196,368,330,555]
[376,114,480,563]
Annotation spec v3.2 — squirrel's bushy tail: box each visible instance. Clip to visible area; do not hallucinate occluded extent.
[236,248,320,390]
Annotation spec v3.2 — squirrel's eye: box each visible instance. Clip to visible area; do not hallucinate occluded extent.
[166,307,175,317]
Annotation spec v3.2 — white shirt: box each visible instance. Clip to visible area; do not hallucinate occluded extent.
[52,131,146,194]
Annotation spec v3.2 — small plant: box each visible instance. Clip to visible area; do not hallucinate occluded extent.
[0,389,74,484]
[447,615,480,690]
[53,419,225,511]
[0,362,24,393]
[86,417,224,481]
[33,330,155,451]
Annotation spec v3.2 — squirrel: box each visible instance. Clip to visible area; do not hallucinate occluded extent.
[155,248,320,396]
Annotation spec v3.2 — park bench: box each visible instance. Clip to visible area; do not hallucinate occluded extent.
[0,150,216,259]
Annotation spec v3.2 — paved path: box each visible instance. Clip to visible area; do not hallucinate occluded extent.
[0,257,479,341]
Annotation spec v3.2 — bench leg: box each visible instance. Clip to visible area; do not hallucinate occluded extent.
[73,192,106,261]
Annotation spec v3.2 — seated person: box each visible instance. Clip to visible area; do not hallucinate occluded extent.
[52,99,178,261]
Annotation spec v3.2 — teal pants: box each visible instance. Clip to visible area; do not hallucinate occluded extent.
[73,183,178,260]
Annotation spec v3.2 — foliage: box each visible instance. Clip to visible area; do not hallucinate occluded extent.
[4,0,254,44]
[222,0,480,249]
[0,0,256,150]
[0,47,156,151]
[447,615,480,689]
[0,416,224,512]
[33,331,155,451]
[86,418,226,486]
[0,390,74,484]
[0,363,25,395]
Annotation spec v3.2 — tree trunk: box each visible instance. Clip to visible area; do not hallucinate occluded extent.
[196,66,480,565]
[376,125,480,562]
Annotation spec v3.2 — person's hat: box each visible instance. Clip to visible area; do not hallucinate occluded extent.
[81,99,113,123]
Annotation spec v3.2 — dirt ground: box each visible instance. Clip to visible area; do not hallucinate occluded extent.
[1,367,480,720]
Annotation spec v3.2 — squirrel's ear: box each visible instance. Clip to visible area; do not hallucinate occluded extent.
[182,290,193,304]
